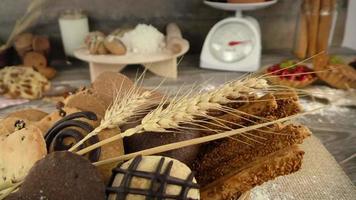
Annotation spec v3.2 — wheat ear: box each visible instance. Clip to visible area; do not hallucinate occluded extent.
[69,82,157,152]
[93,106,323,166]
[76,77,269,156]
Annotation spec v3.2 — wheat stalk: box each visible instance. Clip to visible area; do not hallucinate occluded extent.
[5,0,47,48]
[76,77,269,155]
[92,106,323,166]
[0,181,22,200]
[69,79,158,152]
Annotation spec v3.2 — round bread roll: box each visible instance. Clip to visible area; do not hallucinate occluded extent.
[85,31,105,47]
[107,156,200,200]
[104,35,126,55]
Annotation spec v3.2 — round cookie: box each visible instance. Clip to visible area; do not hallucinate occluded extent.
[0,117,32,138]
[0,126,46,186]
[107,156,200,200]
[85,31,105,47]
[39,108,125,181]
[34,107,99,134]
[6,108,48,121]
[6,151,106,200]
[64,89,107,117]
[85,32,108,55]
[91,72,134,107]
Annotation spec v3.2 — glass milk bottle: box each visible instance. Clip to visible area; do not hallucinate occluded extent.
[59,10,89,57]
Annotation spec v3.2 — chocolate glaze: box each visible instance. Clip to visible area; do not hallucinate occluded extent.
[44,111,101,162]
[106,156,199,200]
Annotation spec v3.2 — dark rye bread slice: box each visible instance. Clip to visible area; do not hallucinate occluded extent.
[194,123,311,185]
[272,90,301,118]
[200,145,305,200]
[204,93,278,131]
[193,90,305,185]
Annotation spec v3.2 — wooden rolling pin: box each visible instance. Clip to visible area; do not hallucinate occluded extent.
[294,0,309,59]
[317,0,336,53]
[306,0,321,57]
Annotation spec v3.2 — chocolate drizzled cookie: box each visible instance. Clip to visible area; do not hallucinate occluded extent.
[106,156,200,200]
[44,111,101,162]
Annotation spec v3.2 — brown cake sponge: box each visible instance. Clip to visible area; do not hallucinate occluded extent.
[201,145,305,200]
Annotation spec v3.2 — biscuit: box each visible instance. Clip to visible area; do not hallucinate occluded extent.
[0,126,46,186]
[6,108,48,121]
[0,66,50,99]
[107,156,200,200]
[34,107,97,134]
[64,90,107,117]
[91,72,134,107]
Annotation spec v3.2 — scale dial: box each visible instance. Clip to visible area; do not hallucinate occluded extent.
[209,22,256,63]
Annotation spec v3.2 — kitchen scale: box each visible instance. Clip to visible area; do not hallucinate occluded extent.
[200,0,277,71]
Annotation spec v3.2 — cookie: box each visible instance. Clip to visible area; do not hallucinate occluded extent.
[0,117,32,139]
[91,72,134,107]
[85,31,105,47]
[0,66,50,99]
[6,151,105,200]
[34,107,91,134]
[6,108,48,121]
[0,126,46,186]
[32,35,50,56]
[43,110,101,162]
[35,66,57,80]
[104,35,126,55]
[85,32,108,55]
[96,128,125,183]
[14,33,33,58]
[107,156,200,200]
[40,109,125,181]
[23,51,47,69]
[64,90,107,117]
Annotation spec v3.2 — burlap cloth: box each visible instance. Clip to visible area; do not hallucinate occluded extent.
[250,135,356,200]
